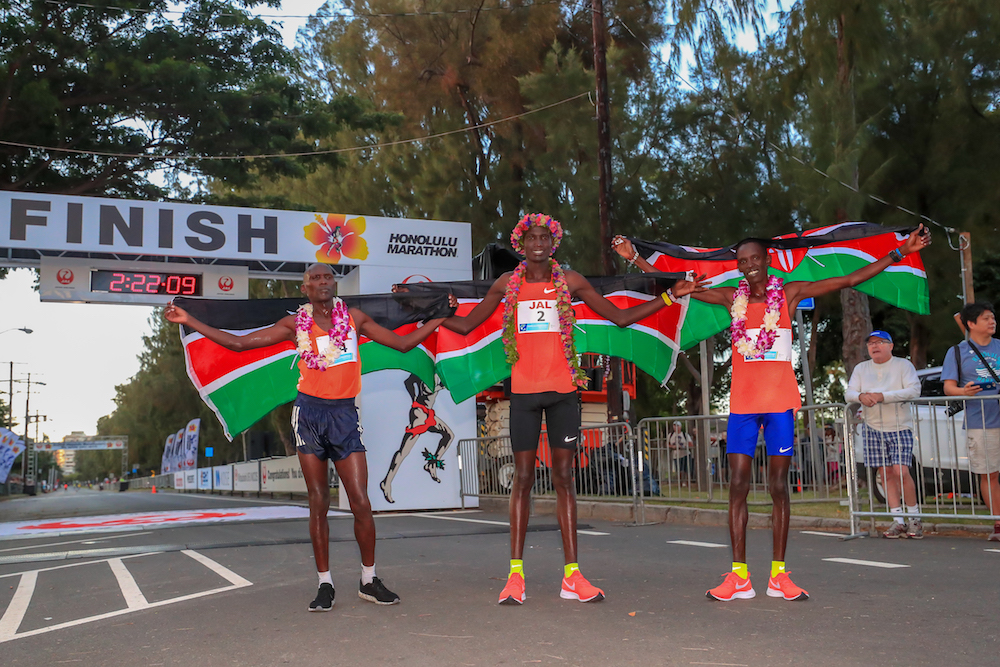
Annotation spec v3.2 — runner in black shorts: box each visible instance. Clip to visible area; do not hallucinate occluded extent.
[442,214,705,605]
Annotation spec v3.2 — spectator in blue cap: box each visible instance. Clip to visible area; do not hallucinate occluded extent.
[846,330,922,538]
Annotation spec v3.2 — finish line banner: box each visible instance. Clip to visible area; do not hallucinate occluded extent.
[1,192,471,271]
[37,439,125,452]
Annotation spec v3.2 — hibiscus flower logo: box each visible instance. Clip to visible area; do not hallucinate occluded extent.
[303,213,369,264]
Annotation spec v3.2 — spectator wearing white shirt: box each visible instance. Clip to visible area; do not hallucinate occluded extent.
[846,330,922,539]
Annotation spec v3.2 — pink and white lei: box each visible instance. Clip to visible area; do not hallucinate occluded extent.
[730,275,785,359]
[295,300,351,370]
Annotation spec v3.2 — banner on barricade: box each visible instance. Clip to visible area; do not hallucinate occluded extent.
[213,465,233,491]
[260,456,307,493]
[233,461,260,492]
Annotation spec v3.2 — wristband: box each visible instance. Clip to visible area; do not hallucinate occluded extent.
[628,250,639,266]
[667,288,676,302]
[889,248,903,263]
[660,291,672,306]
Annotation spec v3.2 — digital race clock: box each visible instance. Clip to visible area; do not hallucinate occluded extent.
[91,270,202,296]
[40,257,248,305]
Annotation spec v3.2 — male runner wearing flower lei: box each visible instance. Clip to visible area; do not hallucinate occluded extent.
[164,263,455,612]
[442,213,707,605]
[612,225,930,602]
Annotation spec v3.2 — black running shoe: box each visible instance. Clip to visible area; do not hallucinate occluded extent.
[358,577,400,605]
[308,583,335,612]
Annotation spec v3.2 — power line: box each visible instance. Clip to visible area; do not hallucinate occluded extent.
[0,91,591,161]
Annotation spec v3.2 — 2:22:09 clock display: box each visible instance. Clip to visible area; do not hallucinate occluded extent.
[91,270,203,296]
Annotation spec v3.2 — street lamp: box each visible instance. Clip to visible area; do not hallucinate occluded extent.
[0,327,33,335]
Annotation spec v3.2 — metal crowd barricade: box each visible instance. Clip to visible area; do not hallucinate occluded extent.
[844,394,1000,538]
[638,405,849,507]
[457,422,642,519]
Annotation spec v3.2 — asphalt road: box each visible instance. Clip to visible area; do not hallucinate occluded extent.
[0,489,997,666]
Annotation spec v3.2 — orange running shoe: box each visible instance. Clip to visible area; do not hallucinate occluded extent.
[560,570,605,602]
[706,572,755,601]
[766,572,809,601]
[498,572,525,605]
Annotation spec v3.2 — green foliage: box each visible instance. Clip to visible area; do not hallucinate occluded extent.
[0,0,391,198]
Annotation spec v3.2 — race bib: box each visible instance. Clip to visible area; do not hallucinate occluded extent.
[742,328,792,362]
[315,327,359,366]
[517,299,559,334]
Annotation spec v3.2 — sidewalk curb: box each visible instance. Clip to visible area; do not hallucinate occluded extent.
[477,497,995,537]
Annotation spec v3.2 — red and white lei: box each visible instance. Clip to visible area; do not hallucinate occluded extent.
[295,300,351,370]
[730,275,785,359]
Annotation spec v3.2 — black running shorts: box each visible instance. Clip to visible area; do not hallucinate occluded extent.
[509,391,580,453]
[292,393,366,462]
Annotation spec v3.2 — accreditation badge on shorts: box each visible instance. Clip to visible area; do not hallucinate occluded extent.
[742,328,792,362]
[517,299,559,333]
[315,327,359,366]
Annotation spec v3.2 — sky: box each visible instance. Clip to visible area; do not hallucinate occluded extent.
[0,1,328,443]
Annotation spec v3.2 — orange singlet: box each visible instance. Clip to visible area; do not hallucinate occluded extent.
[296,314,362,400]
[510,280,577,395]
[729,296,801,414]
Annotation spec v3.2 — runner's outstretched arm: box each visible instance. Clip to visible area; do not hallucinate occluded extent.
[782,225,930,309]
[439,274,508,335]
[164,303,295,351]
[565,270,709,327]
[352,296,456,352]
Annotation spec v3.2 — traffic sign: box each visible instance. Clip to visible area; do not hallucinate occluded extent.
[797,297,815,310]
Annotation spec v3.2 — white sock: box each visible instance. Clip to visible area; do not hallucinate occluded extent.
[318,570,333,587]
[906,505,919,517]
[361,564,376,585]
[890,507,904,524]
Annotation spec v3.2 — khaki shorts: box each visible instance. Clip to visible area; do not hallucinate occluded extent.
[966,429,1000,474]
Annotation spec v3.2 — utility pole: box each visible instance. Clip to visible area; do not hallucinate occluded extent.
[591,0,624,421]
[959,232,974,304]
[23,373,34,495]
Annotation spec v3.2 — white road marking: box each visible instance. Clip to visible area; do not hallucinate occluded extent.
[413,512,610,536]
[0,550,252,644]
[0,571,36,642]
[108,558,149,609]
[799,531,846,537]
[182,549,253,587]
[667,540,728,548]
[985,549,1000,553]
[823,557,910,569]
[0,532,141,554]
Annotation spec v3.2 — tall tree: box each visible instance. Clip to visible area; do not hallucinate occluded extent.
[0,0,388,198]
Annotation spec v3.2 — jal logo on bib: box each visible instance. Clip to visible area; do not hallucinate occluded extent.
[517,300,558,333]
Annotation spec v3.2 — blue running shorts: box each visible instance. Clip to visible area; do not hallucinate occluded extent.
[726,410,795,457]
[292,393,366,462]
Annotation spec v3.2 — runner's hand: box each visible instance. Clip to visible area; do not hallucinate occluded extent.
[900,223,931,255]
[612,235,636,260]
[672,274,709,297]
[163,302,190,325]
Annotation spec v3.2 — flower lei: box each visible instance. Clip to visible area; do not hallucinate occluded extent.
[510,213,563,254]
[730,275,785,359]
[502,258,588,388]
[295,300,351,370]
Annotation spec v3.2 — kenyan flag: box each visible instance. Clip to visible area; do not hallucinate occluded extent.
[175,293,452,439]
[630,222,930,349]
[404,274,687,403]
